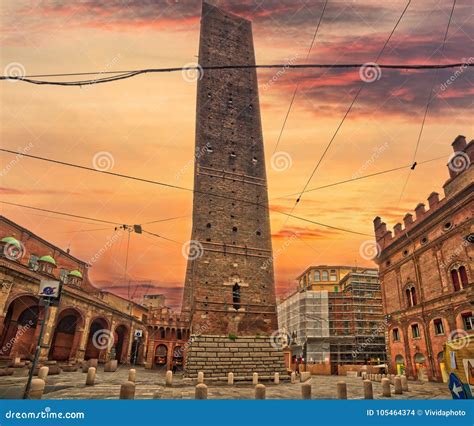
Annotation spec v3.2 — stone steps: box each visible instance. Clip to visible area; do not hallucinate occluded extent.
[184,335,287,380]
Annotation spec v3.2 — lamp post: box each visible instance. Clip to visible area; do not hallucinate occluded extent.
[23,279,61,399]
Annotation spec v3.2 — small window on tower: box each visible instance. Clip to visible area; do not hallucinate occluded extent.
[206,223,212,228]
[232,283,241,310]
[206,146,213,153]
[232,227,237,232]
[252,157,258,164]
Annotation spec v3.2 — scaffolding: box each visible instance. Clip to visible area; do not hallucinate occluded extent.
[277,269,387,368]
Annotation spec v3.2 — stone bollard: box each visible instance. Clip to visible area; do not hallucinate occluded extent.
[291,372,296,384]
[394,376,403,395]
[104,360,118,372]
[301,383,312,400]
[255,384,266,400]
[197,371,204,384]
[363,380,373,399]
[195,383,208,400]
[28,378,46,399]
[128,369,136,383]
[274,372,280,384]
[300,372,311,382]
[337,381,347,399]
[88,359,98,369]
[119,381,135,400]
[85,367,96,386]
[38,366,49,381]
[389,374,395,385]
[381,378,391,397]
[252,372,258,385]
[401,375,409,392]
[165,370,173,387]
[228,372,234,385]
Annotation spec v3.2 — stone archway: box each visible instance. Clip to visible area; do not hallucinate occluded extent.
[84,317,110,361]
[414,352,427,381]
[154,344,168,368]
[437,351,448,383]
[113,324,129,363]
[173,345,183,370]
[0,295,40,359]
[49,308,83,361]
[394,354,405,375]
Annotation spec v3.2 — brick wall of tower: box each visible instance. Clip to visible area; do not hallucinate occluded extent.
[182,3,278,337]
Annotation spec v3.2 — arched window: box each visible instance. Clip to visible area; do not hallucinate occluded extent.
[159,328,165,339]
[411,287,417,306]
[459,266,468,288]
[450,264,469,291]
[314,271,320,281]
[406,285,417,307]
[321,270,329,281]
[451,269,461,291]
[232,283,241,310]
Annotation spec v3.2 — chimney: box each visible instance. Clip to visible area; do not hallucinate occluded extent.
[428,192,439,209]
[394,223,402,236]
[452,135,467,153]
[403,213,413,228]
[373,216,387,240]
[415,203,426,220]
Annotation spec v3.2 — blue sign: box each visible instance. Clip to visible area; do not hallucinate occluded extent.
[0,400,472,426]
[449,372,467,399]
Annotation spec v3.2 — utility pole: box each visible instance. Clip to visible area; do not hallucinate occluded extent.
[23,298,50,399]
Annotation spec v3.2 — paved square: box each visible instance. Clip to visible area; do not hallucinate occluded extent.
[0,367,451,399]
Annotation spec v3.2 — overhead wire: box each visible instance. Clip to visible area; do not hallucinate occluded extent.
[1,62,472,86]
[1,148,371,236]
[274,155,447,199]
[273,0,329,153]
[397,0,457,206]
[283,0,413,226]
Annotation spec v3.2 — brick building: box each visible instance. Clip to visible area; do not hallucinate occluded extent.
[0,215,192,372]
[182,3,286,379]
[374,135,473,382]
[143,295,190,371]
[0,215,148,366]
[278,266,386,374]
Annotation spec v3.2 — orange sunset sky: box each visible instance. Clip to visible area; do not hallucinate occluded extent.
[1,0,473,308]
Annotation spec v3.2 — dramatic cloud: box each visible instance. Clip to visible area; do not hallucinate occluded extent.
[272,225,341,239]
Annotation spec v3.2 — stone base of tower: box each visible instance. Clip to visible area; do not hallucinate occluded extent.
[184,335,288,381]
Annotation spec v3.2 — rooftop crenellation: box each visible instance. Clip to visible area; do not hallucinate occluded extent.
[374,135,473,249]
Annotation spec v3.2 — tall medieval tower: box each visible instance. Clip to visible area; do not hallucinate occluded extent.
[182,2,286,380]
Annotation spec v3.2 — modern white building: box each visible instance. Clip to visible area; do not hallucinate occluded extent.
[277,290,330,363]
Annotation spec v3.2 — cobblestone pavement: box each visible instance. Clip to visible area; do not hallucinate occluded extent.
[0,366,451,400]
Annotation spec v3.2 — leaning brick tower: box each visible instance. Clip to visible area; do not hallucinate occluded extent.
[182,2,286,380]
